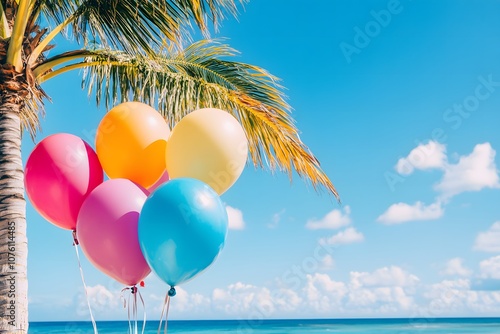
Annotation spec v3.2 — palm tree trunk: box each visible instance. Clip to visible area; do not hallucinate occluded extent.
[0,94,28,333]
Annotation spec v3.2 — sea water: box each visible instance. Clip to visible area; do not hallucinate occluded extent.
[28,318,500,333]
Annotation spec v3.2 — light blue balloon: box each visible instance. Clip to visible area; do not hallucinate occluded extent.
[138,178,228,287]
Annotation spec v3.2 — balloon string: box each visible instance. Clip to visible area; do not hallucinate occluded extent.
[157,294,169,334]
[120,287,133,334]
[72,231,98,334]
[134,289,138,334]
[137,288,147,334]
[121,286,147,334]
[157,287,175,334]
[129,291,134,334]
[164,295,171,334]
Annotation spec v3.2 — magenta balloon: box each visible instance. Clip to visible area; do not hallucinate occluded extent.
[77,179,151,286]
[146,170,170,194]
[25,133,103,230]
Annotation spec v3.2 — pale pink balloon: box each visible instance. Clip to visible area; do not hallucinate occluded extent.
[25,133,103,230]
[146,170,169,194]
[77,179,151,286]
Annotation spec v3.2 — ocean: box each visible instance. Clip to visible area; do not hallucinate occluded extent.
[27,318,500,333]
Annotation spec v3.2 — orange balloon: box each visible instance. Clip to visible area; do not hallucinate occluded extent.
[96,102,170,188]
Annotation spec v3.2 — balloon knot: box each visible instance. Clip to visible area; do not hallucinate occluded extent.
[131,286,138,294]
[168,287,176,297]
[72,230,79,246]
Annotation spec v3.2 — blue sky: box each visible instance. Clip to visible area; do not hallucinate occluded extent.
[26,0,500,322]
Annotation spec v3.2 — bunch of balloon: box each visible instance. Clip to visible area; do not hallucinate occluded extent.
[25,104,249,333]
[138,108,249,331]
[25,133,104,333]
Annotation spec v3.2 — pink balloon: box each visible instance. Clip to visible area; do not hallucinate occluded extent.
[146,170,169,193]
[77,179,151,286]
[25,133,103,230]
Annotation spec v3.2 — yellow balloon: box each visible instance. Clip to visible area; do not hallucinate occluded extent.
[166,108,248,194]
[96,102,170,188]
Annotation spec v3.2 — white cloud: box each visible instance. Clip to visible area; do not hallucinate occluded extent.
[480,256,500,279]
[75,285,121,319]
[350,266,419,289]
[138,272,416,320]
[435,143,500,199]
[129,265,500,319]
[160,266,500,319]
[396,141,447,175]
[305,267,418,314]
[212,282,301,315]
[474,222,500,253]
[345,286,415,312]
[377,201,443,224]
[146,286,213,319]
[423,279,500,315]
[170,287,211,313]
[83,285,119,310]
[319,255,335,271]
[424,279,470,299]
[303,273,347,312]
[441,258,472,277]
[150,267,500,319]
[423,279,471,313]
[226,205,245,230]
[319,227,364,246]
[205,266,422,318]
[211,267,500,318]
[306,206,351,230]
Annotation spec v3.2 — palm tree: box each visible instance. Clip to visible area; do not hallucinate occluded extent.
[0,0,339,332]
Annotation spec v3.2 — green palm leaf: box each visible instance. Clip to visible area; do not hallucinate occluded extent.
[32,0,246,54]
[37,40,338,199]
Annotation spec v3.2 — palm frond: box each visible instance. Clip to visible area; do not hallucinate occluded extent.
[21,85,46,140]
[32,0,78,26]
[32,0,246,54]
[70,40,338,199]
[0,62,47,140]
[168,0,244,31]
